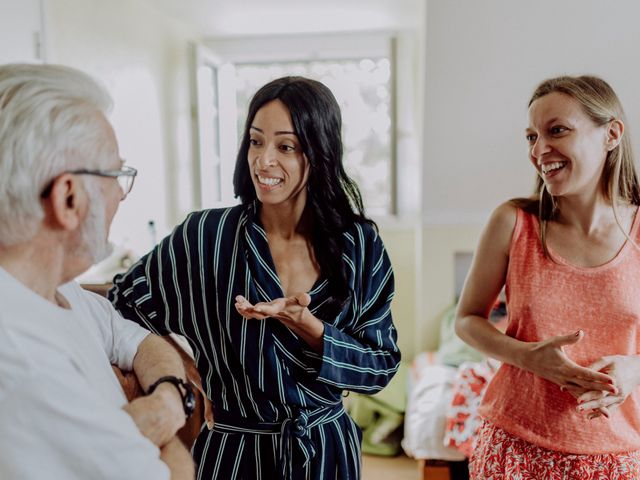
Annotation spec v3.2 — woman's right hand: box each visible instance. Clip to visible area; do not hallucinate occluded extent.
[522,330,616,393]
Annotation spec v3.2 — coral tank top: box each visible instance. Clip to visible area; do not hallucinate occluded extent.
[479,207,640,454]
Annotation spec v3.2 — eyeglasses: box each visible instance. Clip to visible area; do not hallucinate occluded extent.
[71,166,137,199]
[41,165,138,199]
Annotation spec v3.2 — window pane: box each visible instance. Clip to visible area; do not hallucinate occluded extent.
[234,58,392,215]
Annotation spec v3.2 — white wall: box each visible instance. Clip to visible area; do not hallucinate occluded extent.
[155,0,423,37]
[419,0,640,350]
[45,0,198,255]
[423,0,640,225]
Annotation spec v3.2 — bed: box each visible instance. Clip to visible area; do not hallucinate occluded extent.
[402,303,505,480]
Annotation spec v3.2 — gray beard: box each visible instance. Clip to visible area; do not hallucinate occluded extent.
[80,179,113,265]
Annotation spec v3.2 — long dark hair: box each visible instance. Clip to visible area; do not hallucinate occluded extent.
[233,76,375,311]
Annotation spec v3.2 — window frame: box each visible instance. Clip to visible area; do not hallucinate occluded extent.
[192,32,399,214]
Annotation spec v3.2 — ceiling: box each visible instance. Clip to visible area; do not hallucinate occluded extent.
[148,0,424,37]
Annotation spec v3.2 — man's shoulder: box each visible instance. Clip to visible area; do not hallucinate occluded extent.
[59,281,118,327]
[60,280,110,310]
[0,324,28,400]
[0,283,72,351]
[0,317,73,405]
[0,282,107,387]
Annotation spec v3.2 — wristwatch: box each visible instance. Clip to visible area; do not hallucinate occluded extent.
[146,376,196,418]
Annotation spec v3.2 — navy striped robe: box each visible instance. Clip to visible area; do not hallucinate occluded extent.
[109,203,400,479]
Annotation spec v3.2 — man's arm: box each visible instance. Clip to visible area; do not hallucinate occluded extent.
[124,334,189,447]
[133,334,187,393]
[77,286,191,446]
[0,364,173,480]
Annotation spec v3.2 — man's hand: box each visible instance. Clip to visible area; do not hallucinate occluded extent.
[123,383,186,447]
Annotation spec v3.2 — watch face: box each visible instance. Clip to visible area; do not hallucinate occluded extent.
[185,391,196,414]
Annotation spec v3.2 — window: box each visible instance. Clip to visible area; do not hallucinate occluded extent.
[193,33,398,216]
[233,59,392,215]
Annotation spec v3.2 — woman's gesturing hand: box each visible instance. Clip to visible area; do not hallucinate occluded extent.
[235,293,325,353]
[560,385,611,420]
[572,355,640,418]
[234,293,311,325]
[522,330,616,393]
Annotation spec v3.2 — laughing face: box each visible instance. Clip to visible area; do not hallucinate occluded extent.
[247,99,309,208]
[526,92,611,198]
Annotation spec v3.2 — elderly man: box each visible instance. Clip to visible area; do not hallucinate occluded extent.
[0,64,195,479]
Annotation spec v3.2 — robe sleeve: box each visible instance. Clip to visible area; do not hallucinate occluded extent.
[108,211,209,337]
[307,224,401,394]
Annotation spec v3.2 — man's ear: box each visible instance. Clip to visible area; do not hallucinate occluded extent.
[46,174,87,231]
[606,119,624,151]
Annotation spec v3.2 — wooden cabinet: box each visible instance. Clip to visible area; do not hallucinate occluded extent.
[420,459,469,480]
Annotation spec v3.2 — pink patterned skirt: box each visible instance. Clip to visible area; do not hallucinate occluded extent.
[470,421,640,480]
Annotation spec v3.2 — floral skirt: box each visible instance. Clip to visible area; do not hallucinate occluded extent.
[470,421,640,480]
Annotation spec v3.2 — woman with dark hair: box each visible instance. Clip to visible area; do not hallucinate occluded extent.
[109,76,400,479]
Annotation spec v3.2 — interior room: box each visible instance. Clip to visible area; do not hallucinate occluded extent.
[3,0,640,478]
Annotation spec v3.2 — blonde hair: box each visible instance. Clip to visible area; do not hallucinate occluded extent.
[512,75,640,255]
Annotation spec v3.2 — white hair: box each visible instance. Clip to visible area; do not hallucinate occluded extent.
[0,63,113,246]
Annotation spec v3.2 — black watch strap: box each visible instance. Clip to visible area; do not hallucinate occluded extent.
[146,376,196,418]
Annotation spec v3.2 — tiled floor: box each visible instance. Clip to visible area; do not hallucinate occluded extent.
[362,454,420,480]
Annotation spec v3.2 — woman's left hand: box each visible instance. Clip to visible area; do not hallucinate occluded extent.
[571,355,640,417]
[235,293,312,326]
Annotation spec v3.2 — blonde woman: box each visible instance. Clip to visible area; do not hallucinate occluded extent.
[456,75,640,478]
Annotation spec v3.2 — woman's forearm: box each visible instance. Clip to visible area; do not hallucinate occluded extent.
[286,310,325,354]
[455,314,529,369]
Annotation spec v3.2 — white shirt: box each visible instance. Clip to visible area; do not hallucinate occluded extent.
[0,267,170,479]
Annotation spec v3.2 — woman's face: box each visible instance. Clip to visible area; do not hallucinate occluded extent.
[526,92,610,198]
[247,99,309,207]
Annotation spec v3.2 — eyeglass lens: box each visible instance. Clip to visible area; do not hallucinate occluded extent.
[117,175,133,195]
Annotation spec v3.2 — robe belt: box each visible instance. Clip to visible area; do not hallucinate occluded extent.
[213,403,345,479]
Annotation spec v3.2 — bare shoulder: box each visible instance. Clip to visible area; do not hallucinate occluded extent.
[457,201,518,318]
[482,201,519,253]
[489,201,518,230]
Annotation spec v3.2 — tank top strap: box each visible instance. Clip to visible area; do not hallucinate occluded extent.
[630,206,640,241]
[508,207,542,260]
